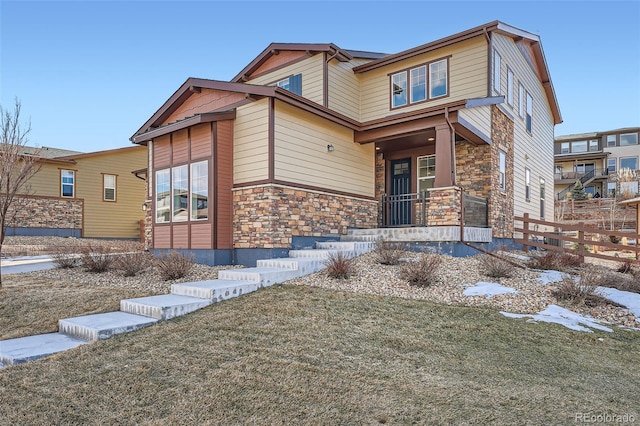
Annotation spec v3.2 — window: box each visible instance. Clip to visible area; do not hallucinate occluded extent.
[607,182,617,198]
[391,58,449,108]
[429,59,447,98]
[539,178,546,219]
[190,161,208,220]
[507,68,514,106]
[554,165,562,178]
[606,135,617,147]
[560,142,570,154]
[61,170,75,198]
[172,165,188,222]
[103,174,116,201]
[518,83,524,117]
[391,72,407,108]
[525,92,533,133]
[156,169,170,223]
[607,158,616,174]
[572,141,587,153]
[499,150,506,191]
[620,133,639,146]
[275,73,302,96]
[620,157,638,171]
[589,140,599,151]
[493,50,501,93]
[525,168,530,201]
[410,66,426,103]
[417,155,436,192]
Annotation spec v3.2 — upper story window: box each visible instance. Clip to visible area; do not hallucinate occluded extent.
[417,155,436,192]
[589,139,599,151]
[103,174,116,201]
[390,57,449,109]
[518,83,524,118]
[572,141,588,153]
[560,142,570,154]
[620,156,638,171]
[607,158,616,173]
[606,135,617,147]
[61,170,75,198]
[506,67,514,106]
[525,92,533,133]
[493,50,501,94]
[620,133,639,146]
[274,73,302,96]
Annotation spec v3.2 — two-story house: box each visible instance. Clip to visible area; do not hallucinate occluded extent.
[554,127,640,199]
[131,21,561,265]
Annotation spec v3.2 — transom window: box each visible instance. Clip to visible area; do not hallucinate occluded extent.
[417,155,436,193]
[390,58,449,108]
[103,174,116,201]
[61,170,75,198]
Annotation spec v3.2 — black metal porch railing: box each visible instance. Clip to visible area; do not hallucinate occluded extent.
[556,168,601,200]
[462,193,489,227]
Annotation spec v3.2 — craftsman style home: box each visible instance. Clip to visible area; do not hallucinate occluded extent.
[6,145,147,239]
[131,21,561,265]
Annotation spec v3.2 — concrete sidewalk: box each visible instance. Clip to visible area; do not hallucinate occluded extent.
[1,255,57,275]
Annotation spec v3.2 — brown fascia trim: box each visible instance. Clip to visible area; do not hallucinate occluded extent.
[131,168,148,180]
[132,111,236,144]
[231,43,352,83]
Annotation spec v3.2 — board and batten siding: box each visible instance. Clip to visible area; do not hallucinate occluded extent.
[247,54,324,105]
[492,33,555,222]
[233,99,270,184]
[359,36,488,122]
[327,58,371,120]
[273,100,375,197]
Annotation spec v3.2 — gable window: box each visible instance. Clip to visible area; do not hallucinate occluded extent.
[518,83,524,117]
[172,165,188,222]
[525,168,531,201]
[156,169,170,223]
[606,135,617,147]
[498,150,506,191]
[391,72,407,108]
[417,155,436,192]
[190,161,208,221]
[61,170,75,198]
[493,50,501,94]
[607,158,616,174]
[103,174,116,201]
[429,59,448,98]
[507,68,514,106]
[525,92,533,133]
[620,156,638,171]
[620,133,639,146]
[410,66,426,103]
[539,178,546,219]
[275,73,302,96]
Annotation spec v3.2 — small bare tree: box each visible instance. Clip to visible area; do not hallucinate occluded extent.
[0,99,42,286]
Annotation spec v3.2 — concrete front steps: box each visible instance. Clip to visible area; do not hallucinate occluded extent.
[0,234,377,368]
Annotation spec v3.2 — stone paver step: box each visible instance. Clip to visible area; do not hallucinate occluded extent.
[288,249,345,259]
[218,267,299,287]
[256,257,326,275]
[315,241,376,255]
[58,311,160,342]
[120,294,212,320]
[0,333,88,368]
[171,279,259,301]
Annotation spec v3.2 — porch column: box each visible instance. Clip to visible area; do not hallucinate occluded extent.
[434,123,454,187]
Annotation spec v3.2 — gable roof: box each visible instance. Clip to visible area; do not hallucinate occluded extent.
[21,146,84,159]
[231,43,386,83]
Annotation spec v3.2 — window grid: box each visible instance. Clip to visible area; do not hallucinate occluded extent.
[410,66,426,103]
[417,155,436,193]
[61,170,75,198]
[103,174,116,201]
[390,58,448,109]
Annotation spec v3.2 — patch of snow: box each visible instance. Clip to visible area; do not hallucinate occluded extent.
[463,282,518,298]
[536,270,569,285]
[500,304,613,333]
[596,287,640,321]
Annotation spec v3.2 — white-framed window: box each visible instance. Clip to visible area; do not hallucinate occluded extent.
[525,168,531,201]
[539,178,546,219]
[103,174,116,201]
[518,83,524,117]
[620,157,638,171]
[589,140,599,151]
[172,165,188,222]
[61,169,75,198]
[190,161,208,221]
[607,158,616,174]
[607,182,617,197]
[417,155,436,192]
[155,169,170,223]
[493,50,501,94]
[555,165,562,178]
[391,72,408,108]
[429,59,448,98]
[507,67,514,106]
[606,135,617,147]
[572,141,588,153]
[560,142,570,154]
[499,150,506,191]
[620,133,639,146]
[410,66,427,103]
[525,92,533,133]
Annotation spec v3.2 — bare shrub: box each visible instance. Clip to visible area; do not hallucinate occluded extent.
[527,251,582,271]
[478,254,512,278]
[324,251,353,279]
[597,269,640,295]
[156,250,194,281]
[616,260,634,274]
[373,241,406,266]
[552,267,621,307]
[51,246,79,269]
[115,242,152,277]
[81,244,114,273]
[401,253,442,287]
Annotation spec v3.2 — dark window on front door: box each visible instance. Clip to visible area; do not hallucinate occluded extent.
[390,159,411,225]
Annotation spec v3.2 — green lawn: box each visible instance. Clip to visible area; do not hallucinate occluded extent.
[1,284,638,425]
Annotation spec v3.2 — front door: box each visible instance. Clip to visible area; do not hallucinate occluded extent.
[390,158,411,225]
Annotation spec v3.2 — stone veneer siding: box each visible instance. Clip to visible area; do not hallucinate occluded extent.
[455,139,491,198]
[426,187,462,226]
[233,185,378,248]
[7,195,83,232]
[489,105,514,238]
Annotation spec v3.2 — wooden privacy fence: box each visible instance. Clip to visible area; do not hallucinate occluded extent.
[515,213,640,263]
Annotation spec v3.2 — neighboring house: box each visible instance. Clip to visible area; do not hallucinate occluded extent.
[6,145,147,239]
[131,21,561,265]
[554,127,640,199]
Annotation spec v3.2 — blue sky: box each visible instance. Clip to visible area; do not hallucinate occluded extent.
[1,0,639,153]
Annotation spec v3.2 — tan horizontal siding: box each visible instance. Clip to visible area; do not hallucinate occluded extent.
[274,100,374,197]
[328,58,370,120]
[458,106,492,140]
[26,164,65,197]
[233,99,269,183]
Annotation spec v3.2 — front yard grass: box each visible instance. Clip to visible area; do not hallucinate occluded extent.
[1,284,639,425]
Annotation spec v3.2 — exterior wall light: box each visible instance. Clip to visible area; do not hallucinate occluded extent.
[327,144,335,152]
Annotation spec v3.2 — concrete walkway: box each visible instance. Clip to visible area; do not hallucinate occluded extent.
[0,233,378,368]
[1,255,57,275]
